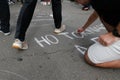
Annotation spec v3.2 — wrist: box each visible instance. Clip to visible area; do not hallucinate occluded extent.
[82,27,86,30]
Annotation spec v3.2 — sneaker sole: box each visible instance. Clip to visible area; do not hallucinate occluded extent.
[12,45,22,49]
[54,30,65,34]
[54,31,60,34]
[54,26,66,34]
[0,31,10,36]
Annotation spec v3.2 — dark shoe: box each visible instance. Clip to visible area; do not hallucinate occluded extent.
[0,30,10,36]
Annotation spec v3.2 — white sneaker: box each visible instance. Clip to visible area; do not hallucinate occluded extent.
[12,39,28,50]
[47,2,51,5]
[41,2,47,5]
[49,14,53,17]
[21,41,28,49]
[8,1,15,5]
[43,2,47,5]
[0,30,10,36]
[54,25,66,34]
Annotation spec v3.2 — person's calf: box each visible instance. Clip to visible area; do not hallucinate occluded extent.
[95,60,120,68]
[84,51,120,68]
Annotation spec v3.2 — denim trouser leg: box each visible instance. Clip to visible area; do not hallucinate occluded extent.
[0,0,10,32]
[51,0,62,29]
[15,0,37,41]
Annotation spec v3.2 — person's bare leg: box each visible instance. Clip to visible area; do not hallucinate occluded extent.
[96,60,120,68]
[84,51,120,68]
[84,51,95,66]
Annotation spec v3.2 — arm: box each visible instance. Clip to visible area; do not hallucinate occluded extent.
[77,11,98,33]
[98,23,120,46]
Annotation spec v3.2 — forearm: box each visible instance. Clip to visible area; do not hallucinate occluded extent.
[82,11,98,29]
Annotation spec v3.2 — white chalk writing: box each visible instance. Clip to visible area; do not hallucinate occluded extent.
[74,45,87,55]
[34,24,105,48]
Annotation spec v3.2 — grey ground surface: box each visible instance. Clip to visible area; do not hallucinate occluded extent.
[0,0,120,80]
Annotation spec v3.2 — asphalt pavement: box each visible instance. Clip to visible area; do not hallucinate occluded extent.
[0,1,120,80]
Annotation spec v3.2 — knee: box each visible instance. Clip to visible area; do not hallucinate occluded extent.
[84,51,95,66]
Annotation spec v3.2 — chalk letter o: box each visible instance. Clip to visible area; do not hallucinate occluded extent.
[45,35,59,44]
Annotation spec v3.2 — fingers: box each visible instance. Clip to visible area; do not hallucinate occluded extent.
[98,37,107,46]
[76,27,84,33]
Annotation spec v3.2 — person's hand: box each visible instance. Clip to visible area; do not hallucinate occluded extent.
[98,32,120,46]
[76,27,85,33]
